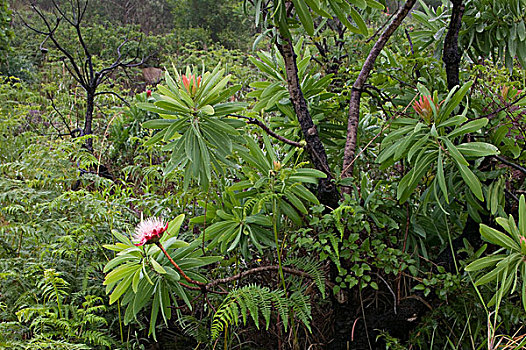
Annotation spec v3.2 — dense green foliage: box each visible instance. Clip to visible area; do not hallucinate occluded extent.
[0,0,12,56]
[1,0,526,349]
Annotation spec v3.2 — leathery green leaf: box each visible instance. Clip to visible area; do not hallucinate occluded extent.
[150,258,167,274]
[457,163,484,201]
[480,224,519,251]
[465,254,506,271]
[437,149,449,203]
[292,0,314,35]
[519,195,526,234]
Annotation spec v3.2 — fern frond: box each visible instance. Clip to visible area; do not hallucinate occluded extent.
[82,329,113,347]
[285,256,326,298]
[210,284,312,340]
[290,291,312,332]
[242,196,259,216]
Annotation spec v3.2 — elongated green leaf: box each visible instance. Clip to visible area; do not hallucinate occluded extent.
[292,0,314,35]
[143,119,177,130]
[349,0,367,9]
[437,115,467,129]
[104,255,133,273]
[365,0,384,9]
[465,254,506,271]
[103,243,129,252]
[284,189,307,214]
[149,286,160,337]
[518,20,526,42]
[480,224,519,251]
[131,269,141,293]
[276,1,292,38]
[456,142,499,157]
[136,102,179,116]
[394,131,419,161]
[457,163,483,201]
[377,138,404,164]
[213,102,247,116]
[304,0,332,17]
[104,263,141,287]
[350,8,368,35]
[109,272,135,305]
[281,200,303,225]
[436,149,449,204]
[199,105,215,115]
[438,81,472,124]
[447,118,488,139]
[329,1,361,34]
[443,137,468,166]
[112,230,133,245]
[293,168,327,179]
[397,152,436,203]
[159,283,171,324]
[290,183,319,204]
[520,195,526,235]
[407,134,430,163]
[155,100,191,114]
[150,259,167,274]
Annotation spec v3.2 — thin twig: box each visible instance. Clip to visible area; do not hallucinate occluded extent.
[493,155,526,175]
[207,265,313,288]
[228,114,303,148]
[478,91,526,119]
[94,91,130,106]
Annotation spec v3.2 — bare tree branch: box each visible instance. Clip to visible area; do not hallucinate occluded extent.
[227,114,303,148]
[208,265,315,287]
[22,0,149,152]
[493,155,526,175]
[94,91,130,106]
[342,0,417,180]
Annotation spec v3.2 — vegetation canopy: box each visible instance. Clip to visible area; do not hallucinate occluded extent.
[1,0,526,349]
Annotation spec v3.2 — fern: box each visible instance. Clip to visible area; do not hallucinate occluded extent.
[178,315,211,343]
[210,284,312,340]
[289,291,311,332]
[285,256,326,298]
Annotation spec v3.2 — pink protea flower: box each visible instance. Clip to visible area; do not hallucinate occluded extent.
[133,217,169,246]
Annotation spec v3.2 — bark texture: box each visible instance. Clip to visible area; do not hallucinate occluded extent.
[333,2,418,348]
[342,0,417,179]
[277,39,340,209]
[442,0,465,91]
[84,90,95,152]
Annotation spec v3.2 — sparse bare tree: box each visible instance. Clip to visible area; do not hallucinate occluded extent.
[20,0,146,151]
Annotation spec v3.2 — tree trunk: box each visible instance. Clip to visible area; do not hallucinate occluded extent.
[443,0,465,91]
[333,2,418,347]
[277,39,340,209]
[84,90,95,152]
[342,0,417,180]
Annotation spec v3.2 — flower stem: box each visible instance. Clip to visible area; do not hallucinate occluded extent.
[156,242,205,287]
[273,197,287,292]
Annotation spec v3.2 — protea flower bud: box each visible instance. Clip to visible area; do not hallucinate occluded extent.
[181,74,201,96]
[413,95,435,124]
